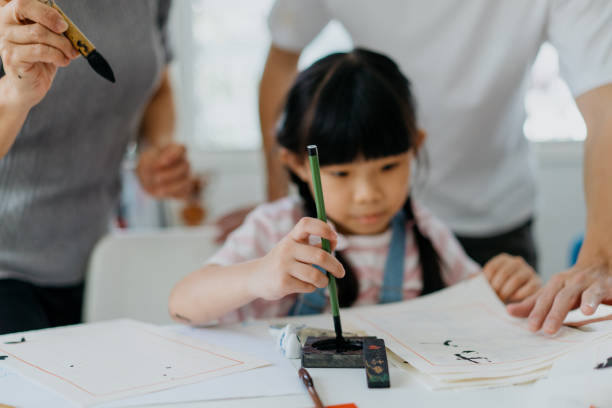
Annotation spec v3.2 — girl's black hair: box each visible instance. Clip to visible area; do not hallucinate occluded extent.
[277,48,445,306]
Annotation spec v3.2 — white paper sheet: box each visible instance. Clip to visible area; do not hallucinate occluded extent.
[563,304,612,327]
[0,363,77,408]
[346,275,608,384]
[0,319,269,407]
[98,322,304,407]
[527,336,612,407]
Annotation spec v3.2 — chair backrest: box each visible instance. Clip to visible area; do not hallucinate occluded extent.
[83,227,220,325]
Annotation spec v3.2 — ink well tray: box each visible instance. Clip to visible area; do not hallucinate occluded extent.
[301,336,375,368]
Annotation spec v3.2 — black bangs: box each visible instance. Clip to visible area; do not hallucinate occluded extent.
[277,48,418,165]
[307,64,413,166]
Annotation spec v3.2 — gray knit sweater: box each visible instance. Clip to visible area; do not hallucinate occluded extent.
[0,0,172,286]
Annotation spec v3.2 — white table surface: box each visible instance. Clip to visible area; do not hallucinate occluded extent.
[0,318,539,408]
[148,366,534,408]
[0,361,535,408]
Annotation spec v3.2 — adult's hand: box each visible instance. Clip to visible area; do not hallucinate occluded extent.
[508,84,612,335]
[507,254,612,334]
[136,142,194,200]
[0,0,79,108]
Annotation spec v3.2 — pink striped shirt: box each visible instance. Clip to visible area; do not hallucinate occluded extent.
[207,197,480,323]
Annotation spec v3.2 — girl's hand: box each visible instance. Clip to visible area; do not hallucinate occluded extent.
[249,217,345,301]
[483,254,541,303]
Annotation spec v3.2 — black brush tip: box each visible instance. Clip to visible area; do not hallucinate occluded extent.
[86,50,115,83]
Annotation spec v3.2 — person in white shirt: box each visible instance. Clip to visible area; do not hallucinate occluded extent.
[254,0,612,334]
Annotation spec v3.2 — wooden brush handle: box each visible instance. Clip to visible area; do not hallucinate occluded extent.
[37,0,95,57]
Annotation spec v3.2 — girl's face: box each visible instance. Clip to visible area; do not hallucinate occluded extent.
[290,151,414,235]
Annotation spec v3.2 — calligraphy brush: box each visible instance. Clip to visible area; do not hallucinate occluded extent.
[37,0,115,83]
[307,145,346,350]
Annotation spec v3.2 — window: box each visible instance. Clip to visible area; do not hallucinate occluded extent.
[524,43,586,142]
[170,1,351,151]
[171,4,585,151]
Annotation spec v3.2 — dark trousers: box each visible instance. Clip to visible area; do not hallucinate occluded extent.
[0,279,84,335]
[455,218,538,271]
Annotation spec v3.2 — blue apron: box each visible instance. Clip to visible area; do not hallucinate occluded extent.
[289,211,406,315]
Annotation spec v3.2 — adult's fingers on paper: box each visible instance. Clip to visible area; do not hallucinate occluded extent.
[580,281,606,315]
[9,0,67,33]
[507,291,538,317]
[292,242,344,278]
[290,263,329,289]
[582,274,612,312]
[291,217,338,245]
[6,22,76,59]
[526,275,565,331]
[542,286,582,334]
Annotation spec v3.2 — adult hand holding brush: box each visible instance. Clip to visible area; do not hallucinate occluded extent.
[0,0,78,107]
[0,0,78,157]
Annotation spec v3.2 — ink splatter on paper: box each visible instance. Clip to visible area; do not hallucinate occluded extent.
[454,352,492,364]
[0,356,7,360]
[595,356,612,370]
[4,337,26,344]
[442,340,492,364]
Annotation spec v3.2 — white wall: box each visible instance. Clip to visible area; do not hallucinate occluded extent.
[187,141,586,283]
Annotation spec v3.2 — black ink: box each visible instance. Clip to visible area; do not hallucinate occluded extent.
[455,353,480,364]
[0,356,7,360]
[311,337,362,352]
[462,350,475,354]
[595,357,612,370]
[443,340,458,348]
[454,353,492,364]
[69,365,74,368]
[4,337,25,344]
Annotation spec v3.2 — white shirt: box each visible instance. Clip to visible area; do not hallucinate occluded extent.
[268,0,612,236]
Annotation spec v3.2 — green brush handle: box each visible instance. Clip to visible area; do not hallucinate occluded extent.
[307,145,341,318]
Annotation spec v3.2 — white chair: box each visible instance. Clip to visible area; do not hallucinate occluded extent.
[83,226,220,325]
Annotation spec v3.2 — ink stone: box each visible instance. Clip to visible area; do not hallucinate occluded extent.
[302,336,374,368]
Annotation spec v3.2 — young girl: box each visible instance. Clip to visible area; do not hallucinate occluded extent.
[169,49,540,325]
